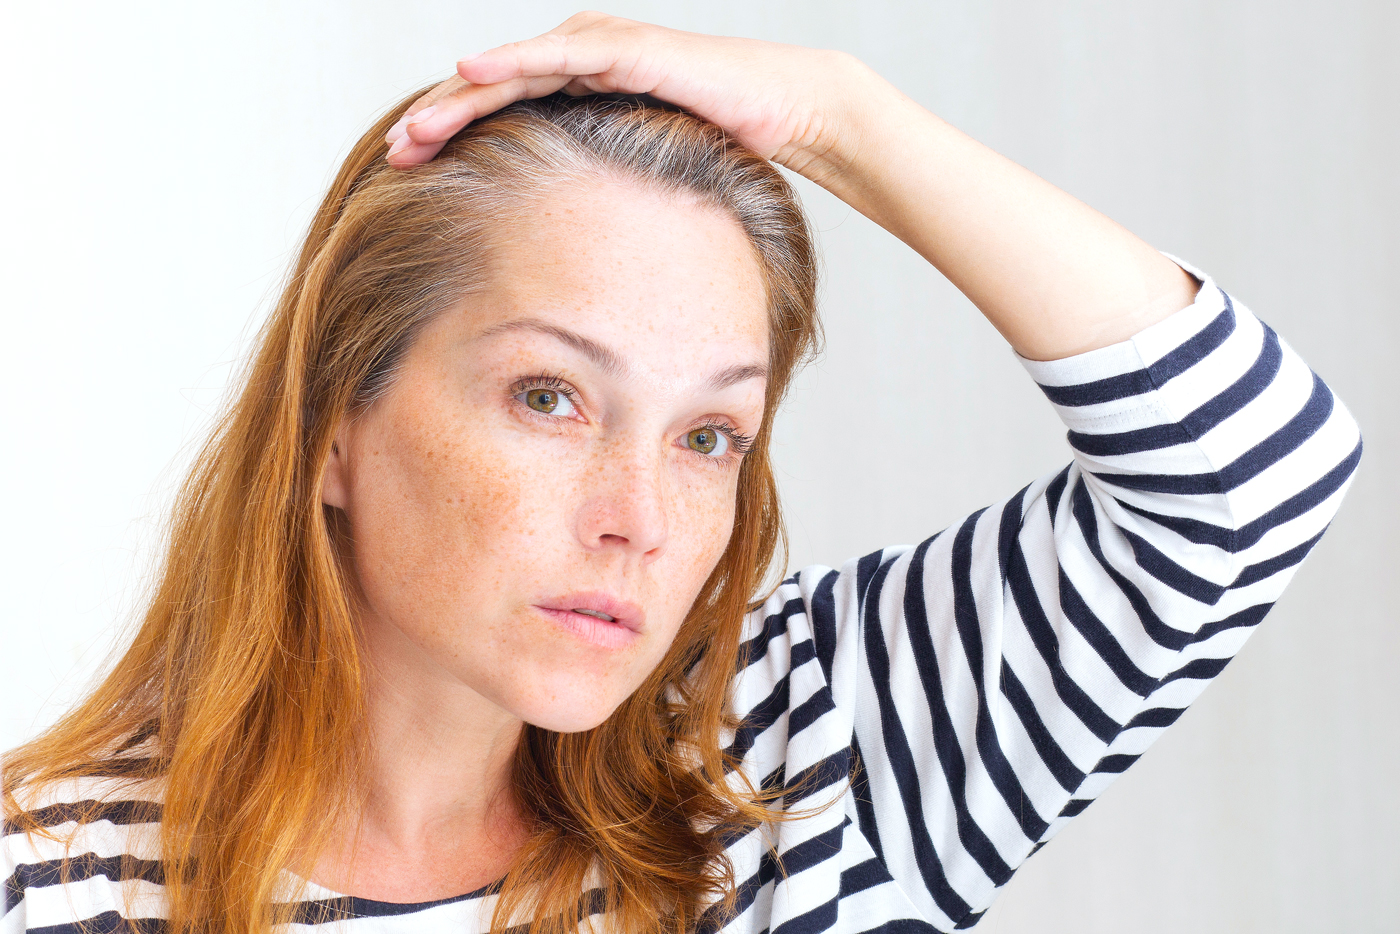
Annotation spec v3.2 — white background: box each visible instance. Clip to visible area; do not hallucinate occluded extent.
[2,1,1395,931]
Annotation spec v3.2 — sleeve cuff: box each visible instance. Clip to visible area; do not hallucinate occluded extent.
[1015,255,1231,433]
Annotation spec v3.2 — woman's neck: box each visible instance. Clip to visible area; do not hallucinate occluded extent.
[310,615,530,902]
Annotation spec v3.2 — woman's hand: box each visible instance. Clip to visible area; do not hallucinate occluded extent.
[384,12,881,183]
[389,12,1197,362]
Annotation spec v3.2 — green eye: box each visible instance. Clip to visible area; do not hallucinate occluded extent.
[515,381,578,419]
[686,428,724,455]
[526,388,559,413]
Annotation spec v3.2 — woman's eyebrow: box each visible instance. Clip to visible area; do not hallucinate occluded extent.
[705,363,768,392]
[476,318,628,379]
[476,318,768,391]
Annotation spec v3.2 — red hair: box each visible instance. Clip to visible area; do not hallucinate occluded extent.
[3,87,821,933]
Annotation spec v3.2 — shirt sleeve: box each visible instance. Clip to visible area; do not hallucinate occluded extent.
[745,261,1362,930]
[2,828,26,934]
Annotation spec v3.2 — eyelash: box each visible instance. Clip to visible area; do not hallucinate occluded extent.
[698,421,755,457]
[512,373,578,406]
[509,373,754,459]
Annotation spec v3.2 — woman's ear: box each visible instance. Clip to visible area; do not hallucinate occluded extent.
[321,427,351,510]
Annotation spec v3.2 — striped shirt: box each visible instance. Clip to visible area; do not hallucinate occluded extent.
[2,263,1363,933]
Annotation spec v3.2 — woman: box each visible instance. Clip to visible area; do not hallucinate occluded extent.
[1,12,1361,934]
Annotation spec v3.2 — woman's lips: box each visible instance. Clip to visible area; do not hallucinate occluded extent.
[532,592,644,649]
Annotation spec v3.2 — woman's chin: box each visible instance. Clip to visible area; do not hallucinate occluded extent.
[490,658,638,734]
[516,695,626,735]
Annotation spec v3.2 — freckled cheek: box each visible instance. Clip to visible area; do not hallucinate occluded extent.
[665,476,741,595]
[411,434,569,564]
[355,420,513,584]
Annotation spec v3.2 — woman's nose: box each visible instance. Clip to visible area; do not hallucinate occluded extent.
[574,447,670,560]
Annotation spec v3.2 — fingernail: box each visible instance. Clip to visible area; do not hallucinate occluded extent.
[387,133,413,158]
[458,52,481,64]
[385,113,409,143]
[407,105,436,126]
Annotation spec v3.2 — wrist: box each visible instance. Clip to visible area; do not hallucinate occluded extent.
[780,54,937,199]
[773,52,889,183]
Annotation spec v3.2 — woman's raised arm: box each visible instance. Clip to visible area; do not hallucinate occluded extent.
[383,15,1363,929]
[386,11,1197,361]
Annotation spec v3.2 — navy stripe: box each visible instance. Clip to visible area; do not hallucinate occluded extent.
[1037,300,1234,407]
[1160,656,1231,684]
[1045,465,1071,524]
[1069,420,1190,458]
[998,661,1086,794]
[1058,799,1092,818]
[761,762,789,796]
[838,856,892,899]
[1119,529,1228,604]
[7,852,164,912]
[1095,371,1333,495]
[773,818,847,879]
[1123,707,1186,730]
[1003,532,1122,743]
[848,735,886,866]
[28,912,165,934]
[860,553,974,921]
[1070,477,1193,650]
[1092,754,1139,774]
[788,683,837,740]
[902,524,1020,878]
[741,596,805,670]
[806,568,841,686]
[87,757,161,780]
[997,484,1031,580]
[961,499,1050,841]
[1229,526,1327,589]
[1068,320,1280,457]
[1176,321,1282,432]
[1057,568,1160,697]
[1039,368,1156,408]
[1117,437,1362,552]
[790,638,818,672]
[288,879,504,922]
[783,749,851,808]
[725,675,790,766]
[1191,603,1273,644]
[4,799,162,835]
[289,885,605,931]
[771,891,839,934]
[1116,501,1235,549]
[855,550,884,612]
[697,848,779,934]
[954,908,988,929]
[853,918,944,934]
[1146,294,1238,383]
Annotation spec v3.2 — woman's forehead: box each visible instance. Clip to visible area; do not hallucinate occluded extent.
[458,179,771,372]
[497,182,766,320]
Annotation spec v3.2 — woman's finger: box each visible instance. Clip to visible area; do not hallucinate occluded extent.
[406,74,574,142]
[386,74,574,166]
[385,79,461,144]
[456,19,651,89]
[387,16,676,164]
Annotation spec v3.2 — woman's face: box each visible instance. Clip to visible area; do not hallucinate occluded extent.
[322,179,770,733]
